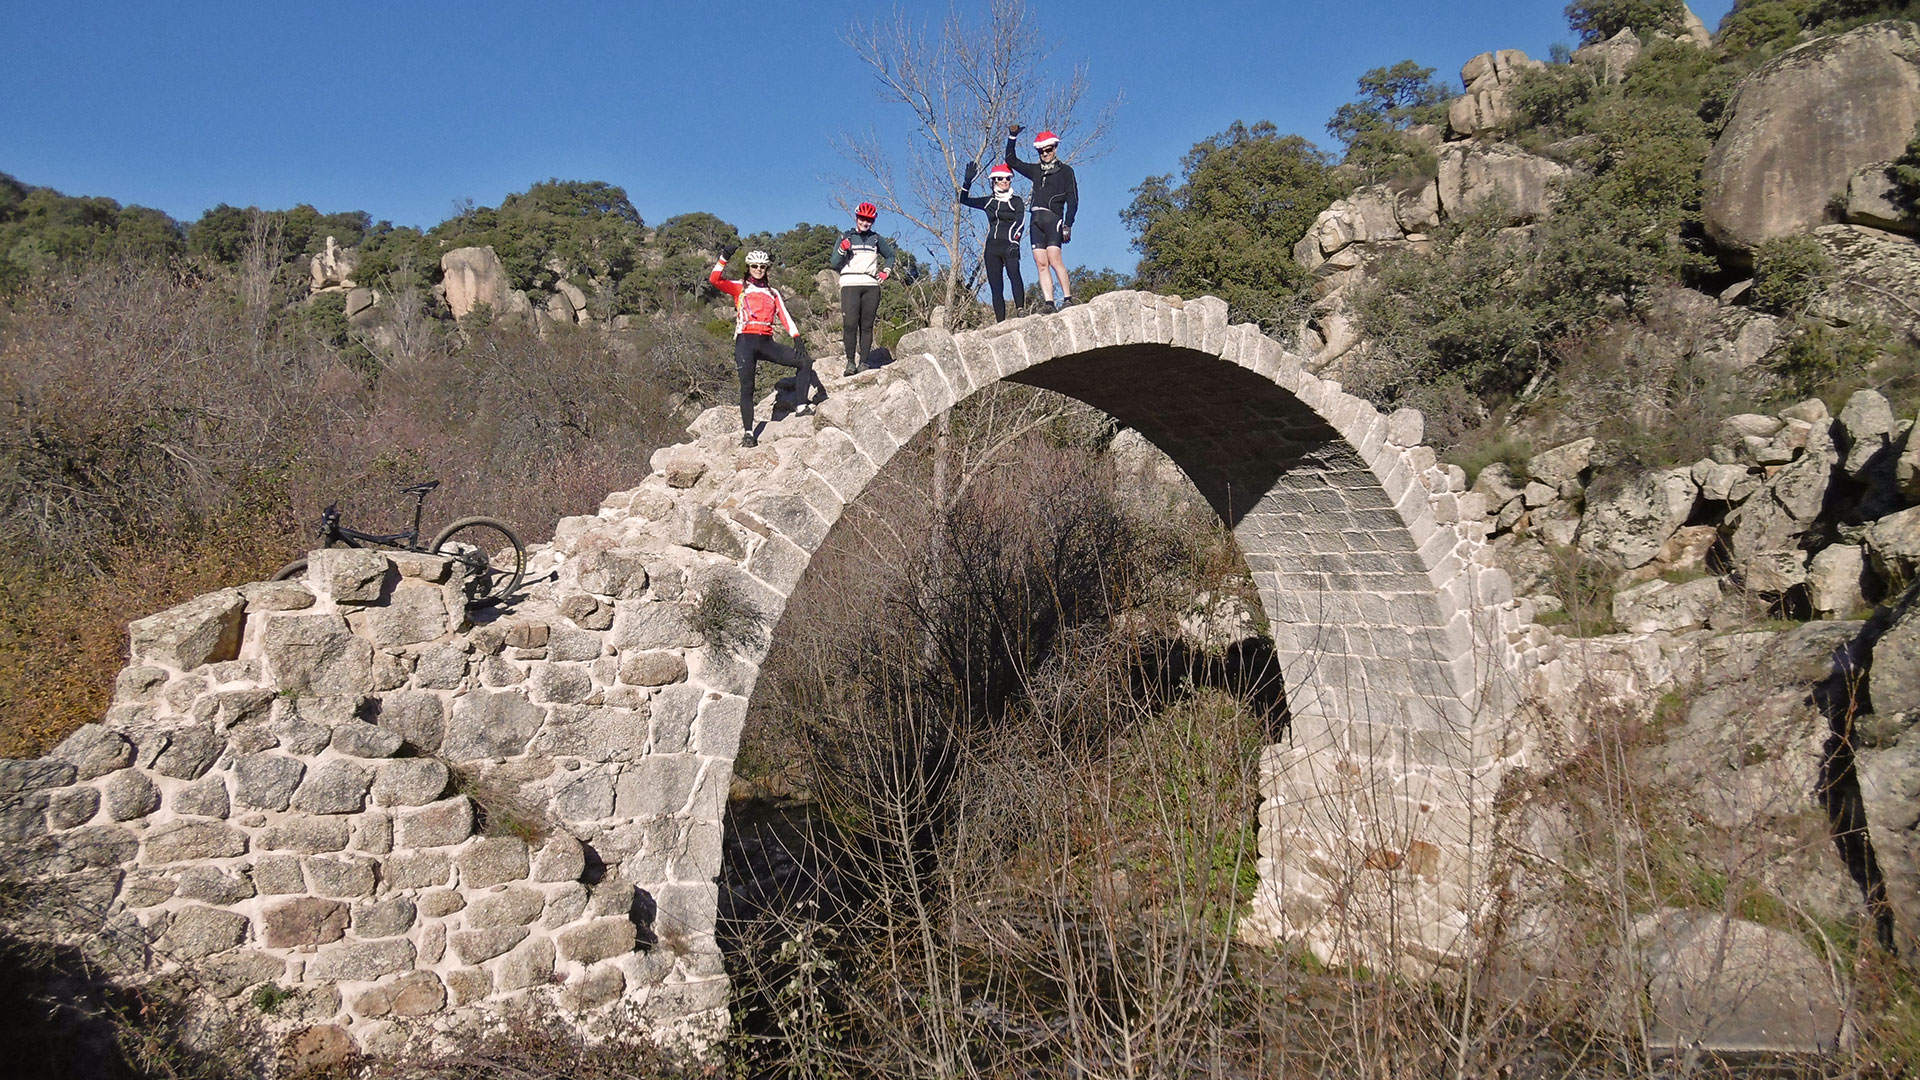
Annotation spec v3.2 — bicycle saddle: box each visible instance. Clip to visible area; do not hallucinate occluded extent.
[400,480,441,496]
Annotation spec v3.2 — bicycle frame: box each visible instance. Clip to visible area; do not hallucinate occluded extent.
[317,487,432,552]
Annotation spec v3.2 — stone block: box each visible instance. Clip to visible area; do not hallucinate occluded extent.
[51,725,134,781]
[539,704,648,762]
[142,820,246,864]
[261,897,349,948]
[251,853,307,894]
[123,871,176,908]
[259,817,350,853]
[352,971,446,1019]
[395,797,474,848]
[457,836,530,888]
[262,614,375,695]
[541,883,590,927]
[529,663,593,705]
[553,771,616,821]
[306,938,416,982]
[609,602,703,651]
[492,934,555,991]
[330,721,404,759]
[466,886,546,928]
[353,810,393,854]
[127,589,245,670]
[372,759,450,807]
[419,888,465,916]
[303,855,377,898]
[290,760,372,814]
[557,917,637,964]
[693,694,748,759]
[351,897,417,939]
[531,834,587,883]
[149,904,250,961]
[347,584,449,650]
[445,968,491,1005]
[382,850,451,891]
[175,865,255,905]
[102,769,160,821]
[444,691,544,761]
[449,926,528,964]
[151,726,223,780]
[613,754,701,819]
[560,964,626,1012]
[232,754,305,812]
[47,786,99,829]
[410,646,469,691]
[649,685,703,753]
[199,951,286,998]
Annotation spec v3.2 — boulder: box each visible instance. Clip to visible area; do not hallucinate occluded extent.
[1612,577,1722,633]
[1902,421,1920,502]
[1630,909,1846,1053]
[1703,21,1920,255]
[1436,143,1568,223]
[1844,162,1917,234]
[1528,438,1594,488]
[1857,727,1920,962]
[1577,467,1698,568]
[309,236,357,292]
[1870,585,1920,715]
[1809,224,1920,343]
[1573,28,1641,85]
[1808,544,1868,617]
[1448,51,1545,137]
[1865,505,1920,582]
[441,246,533,323]
[1839,389,1897,475]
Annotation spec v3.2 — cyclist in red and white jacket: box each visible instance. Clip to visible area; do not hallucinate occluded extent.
[709,246,819,448]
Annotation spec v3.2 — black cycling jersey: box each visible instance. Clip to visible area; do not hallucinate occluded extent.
[1005,136,1078,229]
[959,183,1026,245]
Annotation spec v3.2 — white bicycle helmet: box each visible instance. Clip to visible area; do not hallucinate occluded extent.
[745,250,772,267]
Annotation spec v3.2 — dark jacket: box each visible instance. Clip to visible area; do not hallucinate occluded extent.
[959,170,1026,244]
[1005,136,1078,227]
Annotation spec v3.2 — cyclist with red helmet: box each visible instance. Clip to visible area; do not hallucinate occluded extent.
[829,201,898,376]
[1005,124,1078,312]
[709,246,820,448]
[959,161,1027,322]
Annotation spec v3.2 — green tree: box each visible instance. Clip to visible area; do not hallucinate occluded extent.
[1124,121,1345,329]
[1565,0,1684,42]
[1326,61,1450,184]
[0,174,184,291]
[653,212,740,258]
[431,179,646,296]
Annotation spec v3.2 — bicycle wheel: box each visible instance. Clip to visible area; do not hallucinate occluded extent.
[270,557,309,582]
[429,517,526,608]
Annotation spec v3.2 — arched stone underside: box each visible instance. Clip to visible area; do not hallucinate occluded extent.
[19,291,1540,1056]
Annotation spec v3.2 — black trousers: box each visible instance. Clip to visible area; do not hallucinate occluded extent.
[735,333,818,432]
[984,239,1026,321]
[841,284,879,366]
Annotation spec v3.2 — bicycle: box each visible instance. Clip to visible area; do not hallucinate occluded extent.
[271,480,527,608]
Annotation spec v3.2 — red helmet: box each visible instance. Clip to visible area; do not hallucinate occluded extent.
[987,163,1014,180]
[1032,131,1060,150]
[855,202,879,220]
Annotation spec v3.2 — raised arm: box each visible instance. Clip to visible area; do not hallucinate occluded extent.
[708,244,742,298]
[1004,124,1036,180]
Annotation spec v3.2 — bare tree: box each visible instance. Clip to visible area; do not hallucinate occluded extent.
[837,0,1120,317]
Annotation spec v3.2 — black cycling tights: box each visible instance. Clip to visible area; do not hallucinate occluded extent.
[842,285,879,366]
[735,333,819,433]
[984,239,1026,321]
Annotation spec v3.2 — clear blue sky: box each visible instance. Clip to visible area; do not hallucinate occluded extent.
[2,0,1733,277]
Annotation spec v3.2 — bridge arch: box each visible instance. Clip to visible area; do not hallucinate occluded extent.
[43,291,1539,1052]
[592,290,1532,966]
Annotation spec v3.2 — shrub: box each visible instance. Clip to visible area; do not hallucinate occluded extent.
[1750,234,1835,316]
[1565,0,1684,41]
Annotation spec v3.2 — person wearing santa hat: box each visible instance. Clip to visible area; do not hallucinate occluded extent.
[1005,123,1079,312]
[958,161,1027,322]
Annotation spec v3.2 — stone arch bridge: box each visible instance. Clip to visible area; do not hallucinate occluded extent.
[8,291,1545,1053]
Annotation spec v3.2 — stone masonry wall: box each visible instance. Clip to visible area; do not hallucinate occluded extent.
[0,290,1544,1058]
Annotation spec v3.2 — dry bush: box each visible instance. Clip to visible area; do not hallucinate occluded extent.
[0,256,728,755]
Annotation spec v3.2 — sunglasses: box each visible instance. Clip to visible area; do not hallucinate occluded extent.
[856,216,875,224]
[1038,146,1057,154]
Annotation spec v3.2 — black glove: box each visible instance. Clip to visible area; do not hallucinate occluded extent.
[1009,123,1024,137]
[963,161,979,186]
[720,244,738,261]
